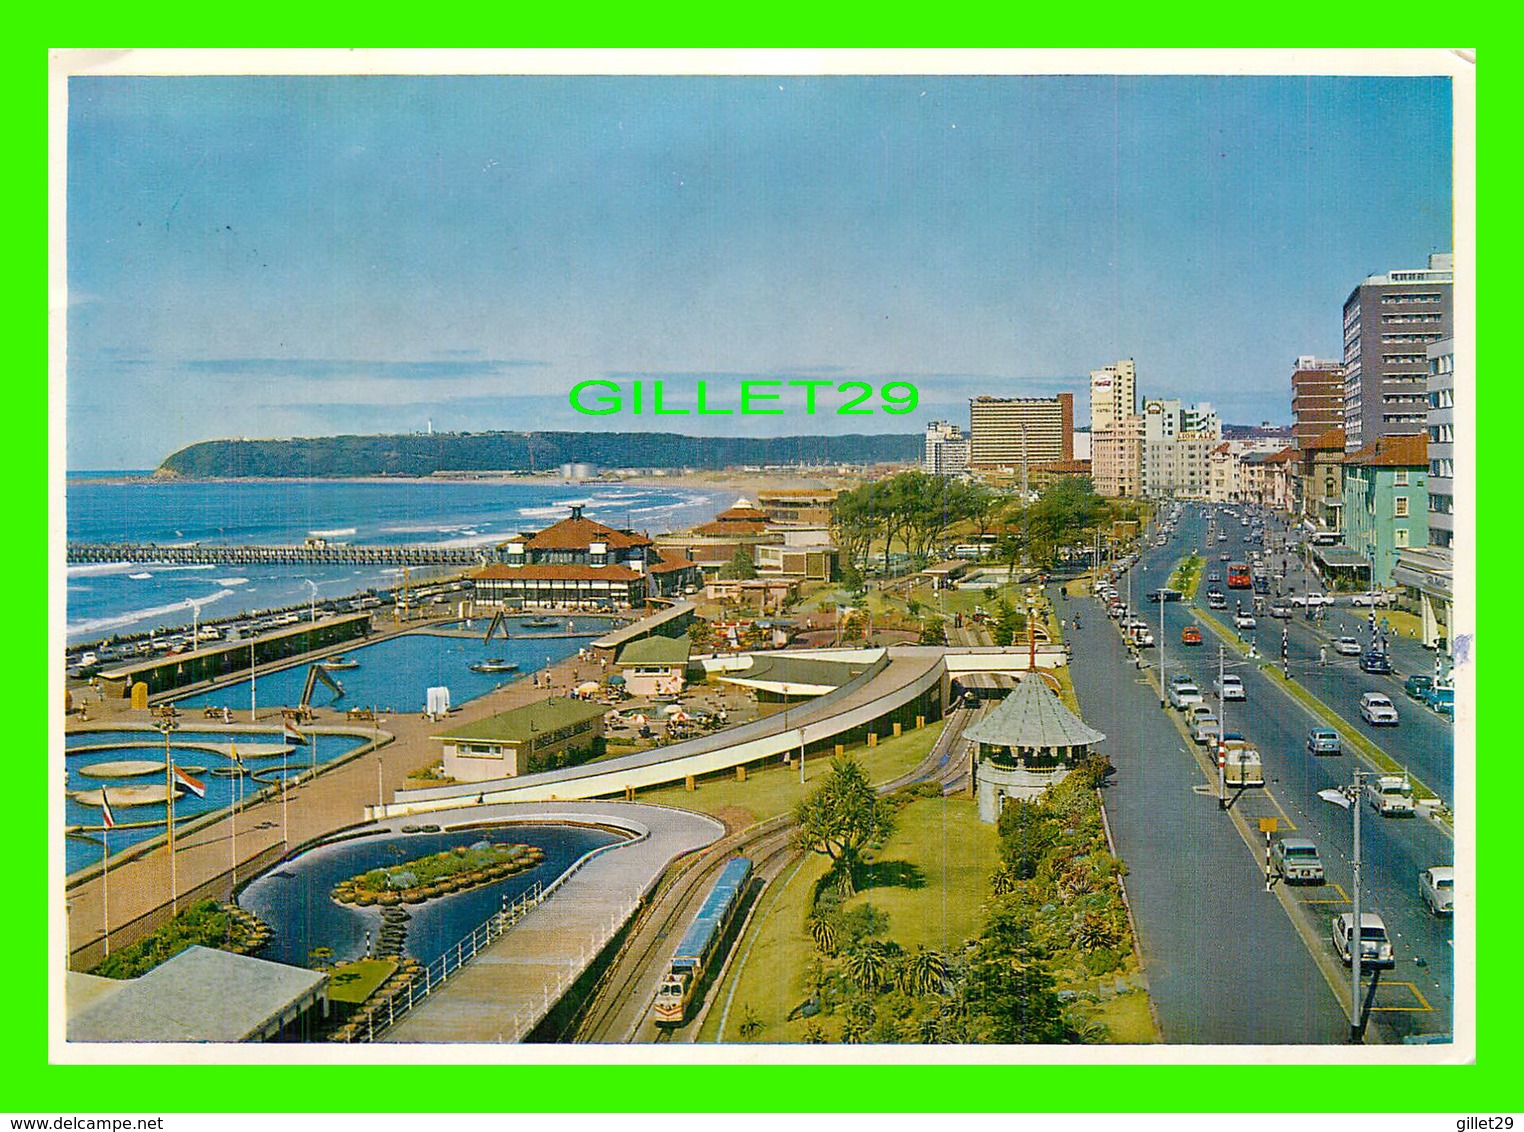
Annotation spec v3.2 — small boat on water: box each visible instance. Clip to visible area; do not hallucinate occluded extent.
[470,658,521,674]
[522,617,560,629]
[320,655,360,670]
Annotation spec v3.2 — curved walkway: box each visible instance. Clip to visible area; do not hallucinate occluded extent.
[378,801,724,1043]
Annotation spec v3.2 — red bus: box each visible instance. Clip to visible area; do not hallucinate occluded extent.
[1227,562,1252,589]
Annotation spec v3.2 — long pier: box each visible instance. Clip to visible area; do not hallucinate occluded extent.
[67,542,486,567]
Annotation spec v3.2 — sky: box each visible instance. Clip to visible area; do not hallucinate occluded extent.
[64,70,1455,469]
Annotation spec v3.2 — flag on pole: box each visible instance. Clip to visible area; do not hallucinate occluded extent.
[100,792,116,829]
[172,763,207,798]
[284,721,308,746]
[230,742,245,771]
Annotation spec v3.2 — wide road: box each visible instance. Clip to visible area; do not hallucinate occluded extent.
[1064,547,1348,1044]
[1093,503,1453,1042]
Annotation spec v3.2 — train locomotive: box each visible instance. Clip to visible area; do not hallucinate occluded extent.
[652,856,754,1027]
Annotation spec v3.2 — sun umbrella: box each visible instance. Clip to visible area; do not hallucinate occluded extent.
[631,714,648,727]
[606,674,626,686]
[663,703,684,716]
[575,682,600,695]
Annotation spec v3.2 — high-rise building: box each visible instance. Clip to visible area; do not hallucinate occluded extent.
[1092,414,1144,498]
[1291,356,1344,449]
[923,420,971,476]
[1142,399,1220,498]
[1342,253,1453,451]
[1089,359,1136,433]
[1426,338,1454,549]
[967,394,1074,469]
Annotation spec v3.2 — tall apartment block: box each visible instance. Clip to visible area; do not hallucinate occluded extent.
[923,420,971,476]
[1089,359,1137,432]
[1427,338,1454,549]
[1342,253,1453,451]
[1291,356,1344,449]
[968,394,1074,469]
[1143,399,1221,498]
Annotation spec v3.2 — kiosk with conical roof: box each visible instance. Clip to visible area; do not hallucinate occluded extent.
[964,673,1107,822]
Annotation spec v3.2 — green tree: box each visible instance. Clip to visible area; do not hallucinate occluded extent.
[919,615,945,646]
[961,901,1076,1044]
[721,547,758,580]
[844,940,893,992]
[898,946,949,997]
[793,755,897,896]
[737,1005,765,1040]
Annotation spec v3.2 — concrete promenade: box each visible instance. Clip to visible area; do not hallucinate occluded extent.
[380,802,724,1043]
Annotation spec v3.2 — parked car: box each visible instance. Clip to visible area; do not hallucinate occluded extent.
[1351,590,1397,606]
[1403,673,1434,701]
[1181,625,1203,646]
[1191,709,1221,745]
[1427,683,1454,716]
[1359,692,1399,725]
[1273,838,1326,884]
[1418,867,1454,915]
[1233,612,1257,630]
[1307,728,1342,755]
[1214,673,1246,701]
[1168,680,1204,709]
[1332,913,1395,968]
[1332,636,1362,656]
[1359,651,1393,674]
[1366,773,1415,815]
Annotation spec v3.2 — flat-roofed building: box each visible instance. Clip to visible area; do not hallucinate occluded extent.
[435,697,607,782]
[614,635,692,698]
[1427,338,1455,549]
[1342,253,1453,451]
[923,420,971,475]
[1089,359,1136,432]
[1292,356,1345,449]
[1092,414,1144,498]
[968,393,1074,470]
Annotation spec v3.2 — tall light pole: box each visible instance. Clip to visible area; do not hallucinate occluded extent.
[1158,585,1167,708]
[158,716,180,915]
[1320,770,1370,1043]
[304,578,319,624]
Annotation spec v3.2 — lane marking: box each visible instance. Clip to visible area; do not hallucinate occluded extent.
[1370,981,1433,1012]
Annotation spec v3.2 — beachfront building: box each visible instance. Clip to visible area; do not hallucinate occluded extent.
[755,489,838,526]
[473,505,698,609]
[435,697,607,782]
[614,635,692,698]
[1341,434,1429,587]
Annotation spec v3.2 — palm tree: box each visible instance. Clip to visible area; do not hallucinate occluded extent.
[737,1005,765,1041]
[899,946,948,997]
[807,913,840,956]
[844,940,891,992]
[840,1014,870,1044]
[1071,910,1119,953]
[800,1019,827,1043]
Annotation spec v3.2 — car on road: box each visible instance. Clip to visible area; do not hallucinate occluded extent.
[1269,602,1291,619]
[1233,612,1257,630]
[1219,552,1231,562]
[1359,692,1399,725]
[1206,571,1222,583]
[1418,867,1454,915]
[1332,912,1395,968]
[1359,650,1393,674]
[1332,636,1362,656]
[1272,838,1326,884]
[1168,679,1204,709]
[1307,727,1342,755]
[1366,773,1415,815]
[1206,591,1227,610]
[1427,683,1454,716]
[1291,592,1333,607]
[1132,626,1155,648]
[1181,625,1202,645]
[1350,590,1397,606]
[1214,673,1245,701]
[1190,709,1221,745]
[1403,673,1434,701]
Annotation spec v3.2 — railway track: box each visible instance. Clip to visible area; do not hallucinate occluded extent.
[570,702,978,1043]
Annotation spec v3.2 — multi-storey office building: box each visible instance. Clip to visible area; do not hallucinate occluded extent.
[968,394,1074,469]
[923,420,971,476]
[1089,359,1136,433]
[1342,253,1453,451]
[1291,356,1344,449]
[1426,338,1454,549]
[1092,415,1144,498]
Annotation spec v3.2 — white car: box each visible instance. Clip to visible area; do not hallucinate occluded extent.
[1359,692,1400,725]
[1168,680,1204,709]
[1331,637,1362,656]
[1418,867,1454,915]
[1233,612,1257,630]
[1332,912,1395,968]
[1190,708,1221,745]
[1291,592,1333,607]
[1214,674,1245,701]
[1350,590,1396,607]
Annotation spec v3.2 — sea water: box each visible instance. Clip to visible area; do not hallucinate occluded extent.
[65,478,725,643]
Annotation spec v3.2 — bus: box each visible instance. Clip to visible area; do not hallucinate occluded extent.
[1227,562,1252,589]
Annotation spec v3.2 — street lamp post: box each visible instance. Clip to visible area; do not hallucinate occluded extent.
[1158,584,1167,708]
[1319,769,1369,1043]
[158,716,180,915]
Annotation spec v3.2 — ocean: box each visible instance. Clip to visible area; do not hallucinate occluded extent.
[65,478,727,644]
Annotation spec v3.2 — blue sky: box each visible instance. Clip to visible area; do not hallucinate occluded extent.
[66,73,1454,469]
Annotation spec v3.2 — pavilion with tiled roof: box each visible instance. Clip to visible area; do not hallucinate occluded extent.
[473,505,699,609]
[965,673,1107,822]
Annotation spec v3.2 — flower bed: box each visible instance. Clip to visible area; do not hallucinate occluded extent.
[329,843,544,907]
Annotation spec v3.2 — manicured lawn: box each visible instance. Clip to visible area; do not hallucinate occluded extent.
[637,720,946,827]
[1090,984,1160,1043]
[838,794,999,954]
[325,958,398,1005]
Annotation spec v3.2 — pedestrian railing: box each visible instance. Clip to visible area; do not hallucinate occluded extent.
[339,880,543,1043]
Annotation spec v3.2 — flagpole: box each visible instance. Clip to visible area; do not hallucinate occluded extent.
[230,748,238,894]
[250,637,257,723]
[161,721,178,916]
[102,824,110,957]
